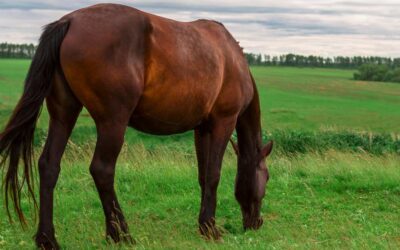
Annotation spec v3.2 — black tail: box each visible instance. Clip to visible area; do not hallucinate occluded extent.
[0,19,70,224]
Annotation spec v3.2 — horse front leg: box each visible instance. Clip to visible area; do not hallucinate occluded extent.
[89,122,133,244]
[195,117,236,240]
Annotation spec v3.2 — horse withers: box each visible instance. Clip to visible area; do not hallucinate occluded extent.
[0,4,273,249]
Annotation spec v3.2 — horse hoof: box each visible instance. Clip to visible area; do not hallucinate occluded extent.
[244,217,264,231]
[35,233,60,250]
[199,223,222,240]
[121,234,136,245]
[106,232,135,245]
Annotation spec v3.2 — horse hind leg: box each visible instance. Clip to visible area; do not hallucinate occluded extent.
[62,59,142,243]
[89,119,134,243]
[35,73,82,250]
[80,81,139,244]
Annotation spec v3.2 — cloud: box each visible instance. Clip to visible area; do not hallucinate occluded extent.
[0,0,399,56]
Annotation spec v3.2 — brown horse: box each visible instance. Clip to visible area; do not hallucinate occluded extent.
[0,3,273,249]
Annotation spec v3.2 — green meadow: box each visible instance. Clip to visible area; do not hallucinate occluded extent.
[0,59,399,249]
[252,66,400,132]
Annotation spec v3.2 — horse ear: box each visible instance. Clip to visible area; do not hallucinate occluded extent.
[229,139,239,155]
[261,140,273,158]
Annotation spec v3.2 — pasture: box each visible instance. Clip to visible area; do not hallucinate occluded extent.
[0,59,399,249]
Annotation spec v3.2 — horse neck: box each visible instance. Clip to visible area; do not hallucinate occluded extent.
[236,88,262,167]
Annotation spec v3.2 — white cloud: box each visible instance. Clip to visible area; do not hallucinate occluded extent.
[0,0,399,56]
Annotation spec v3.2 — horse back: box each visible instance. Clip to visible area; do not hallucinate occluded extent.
[59,4,253,133]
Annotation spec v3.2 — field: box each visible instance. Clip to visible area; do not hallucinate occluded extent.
[0,59,399,249]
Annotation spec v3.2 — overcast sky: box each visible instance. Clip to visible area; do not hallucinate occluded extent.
[0,0,399,57]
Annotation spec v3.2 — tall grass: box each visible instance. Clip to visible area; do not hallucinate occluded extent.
[261,130,400,155]
[0,145,399,249]
[32,128,400,155]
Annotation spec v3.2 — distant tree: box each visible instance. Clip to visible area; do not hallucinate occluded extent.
[271,56,278,66]
[255,54,262,65]
[0,42,37,59]
[354,64,400,83]
[389,68,400,82]
[242,53,400,70]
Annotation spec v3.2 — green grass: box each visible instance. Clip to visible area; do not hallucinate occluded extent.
[0,146,399,249]
[253,66,400,132]
[0,59,400,249]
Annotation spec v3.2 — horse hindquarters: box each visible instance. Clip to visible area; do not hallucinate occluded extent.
[58,8,149,243]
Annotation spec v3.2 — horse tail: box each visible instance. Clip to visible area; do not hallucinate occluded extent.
[0,19,70,225]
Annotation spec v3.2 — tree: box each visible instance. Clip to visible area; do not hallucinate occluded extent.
[354,64,400,83]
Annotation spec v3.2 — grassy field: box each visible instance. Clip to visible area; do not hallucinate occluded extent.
[0,59,399,249]
[252,66,400,132]
[0,146,399,249]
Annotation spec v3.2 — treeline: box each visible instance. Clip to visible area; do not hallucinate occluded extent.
[0,43,36,59]
[354,64,400,83]
[245,53,400,69]
[1,42,400,73]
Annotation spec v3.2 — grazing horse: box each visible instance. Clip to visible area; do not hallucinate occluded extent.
[0,3,273,249]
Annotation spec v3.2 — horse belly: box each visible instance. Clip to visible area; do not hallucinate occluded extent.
[128,94,211,135]
[128,115,199,135]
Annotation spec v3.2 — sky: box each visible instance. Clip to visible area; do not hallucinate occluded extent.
[0,0,399,57]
